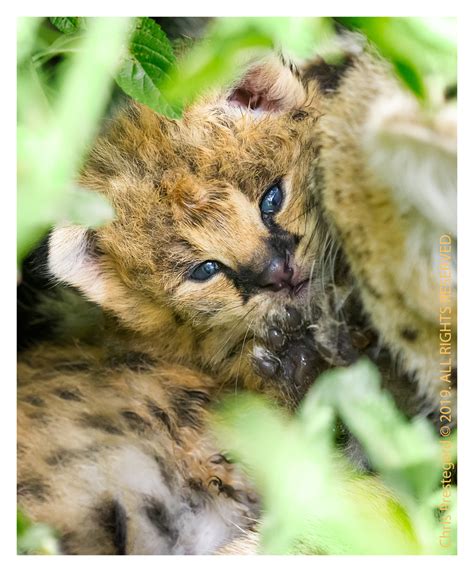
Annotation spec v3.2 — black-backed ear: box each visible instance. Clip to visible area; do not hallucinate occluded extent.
[227,55,307,113]
[48,226,107,305]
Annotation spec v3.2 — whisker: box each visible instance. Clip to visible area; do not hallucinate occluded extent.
[235,321,254,394]
[286,202,318,226]
[214,305,258,360]
[214,306,259,396]
[241,515,260,522]
[301,217,319,263]
[306,258,317,319]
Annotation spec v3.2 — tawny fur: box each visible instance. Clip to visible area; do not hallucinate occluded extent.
[19,59,325,554]
[18,344,258,554]
[46,69,323,395]
[307,50,457,410]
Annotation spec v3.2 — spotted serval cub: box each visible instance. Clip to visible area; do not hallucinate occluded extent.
[43,57,329,402]
[306,45,457,415]
[18,57,334,555]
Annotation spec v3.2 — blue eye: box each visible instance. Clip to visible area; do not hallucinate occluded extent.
[260,183,283,216]
[190,260,220,281]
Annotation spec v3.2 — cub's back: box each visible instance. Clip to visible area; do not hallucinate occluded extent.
[18,345,258,554]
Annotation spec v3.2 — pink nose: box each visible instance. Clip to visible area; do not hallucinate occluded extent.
[257,257,294,291]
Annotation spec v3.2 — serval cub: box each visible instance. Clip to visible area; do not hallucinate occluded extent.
[18,56,335,555]
[42,56,331,402]
[250,42,457,421]
[307,45,457,415]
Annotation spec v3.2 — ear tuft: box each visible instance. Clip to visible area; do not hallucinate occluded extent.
[48,226,106,305]
[227,56,307,114]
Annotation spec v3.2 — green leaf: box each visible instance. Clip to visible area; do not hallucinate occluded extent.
[115,17,181,118]
[335,17,456,102]
[213,358,455,554]
[213,391,420,555]
[393,60,425,99]
[32,33,86,67]
[308,359,441,503]
[161,21,273,113]
[17,510,59,555]
[18,18,131,265]
[17,17,43,63]
[65,187,115,227]
[257,17,334,60]
[50,17,86,35]
[160,17,333,117]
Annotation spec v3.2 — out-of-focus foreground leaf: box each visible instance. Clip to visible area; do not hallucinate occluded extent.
[17,510,59,555]
[336,17,456,102]
[303,360,441,503]
[213,359,456,555]
[17,17,130,264]
[161,17,331,114]
[17,17,42,63]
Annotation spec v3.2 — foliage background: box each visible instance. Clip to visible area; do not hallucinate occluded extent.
[17,17,457,555]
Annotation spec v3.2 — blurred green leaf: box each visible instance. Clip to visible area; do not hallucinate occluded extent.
[32,33,85,67]
[18,17,131,263]
[308,359,441,503]
[214,359,453,554]
[336,17,456,102]
[17,17,43,63]
[161,17,335,116]
[393,60,425,99]
[50,17,86,35]
[160,19,284,113]
[66,187,115,227]
[214,390,420,554]
[116,17,181,118]
[17,510,59,555]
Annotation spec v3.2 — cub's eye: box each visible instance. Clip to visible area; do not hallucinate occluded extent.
[190,260,221,281]
[260,183,284,217]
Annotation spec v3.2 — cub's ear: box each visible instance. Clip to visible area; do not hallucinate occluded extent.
[48,225,107,305]
[227,55,307,113]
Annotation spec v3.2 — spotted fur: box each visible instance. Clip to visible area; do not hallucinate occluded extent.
[18,344,259,554]
[18,58,325,554]
[304,47,457,411]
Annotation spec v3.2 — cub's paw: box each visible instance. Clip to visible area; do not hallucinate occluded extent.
[252,306,323,398]
[205,453,260,523]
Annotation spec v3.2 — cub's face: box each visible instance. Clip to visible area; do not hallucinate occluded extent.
[49,58,325,340]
